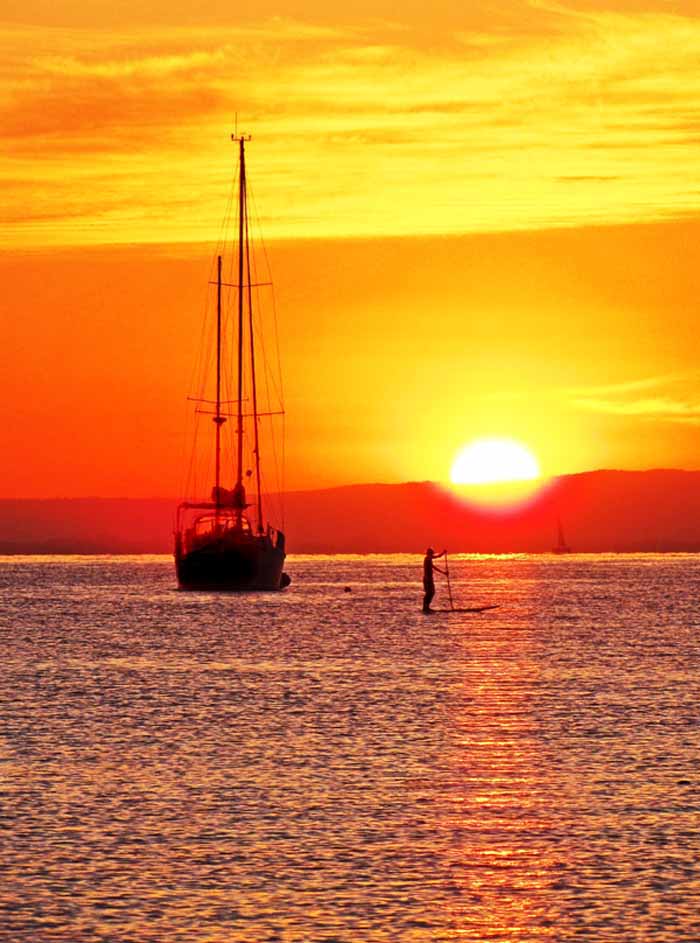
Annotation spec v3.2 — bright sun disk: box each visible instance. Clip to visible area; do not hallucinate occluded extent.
[450,438,540,485]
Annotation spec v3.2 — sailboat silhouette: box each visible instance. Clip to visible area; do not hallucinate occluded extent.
[174,135,289,591]
[553,518,572,554]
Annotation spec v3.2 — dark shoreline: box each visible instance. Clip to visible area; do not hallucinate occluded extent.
[3,469,700,554]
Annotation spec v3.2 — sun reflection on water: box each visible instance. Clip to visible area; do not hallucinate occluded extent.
[435,592,558,940]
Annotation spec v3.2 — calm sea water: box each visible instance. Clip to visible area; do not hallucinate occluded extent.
[1,554,699,942]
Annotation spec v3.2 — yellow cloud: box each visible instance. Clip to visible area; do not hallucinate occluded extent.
[573,397,700,421]
[1,6,699,246]
[568,372,700,422]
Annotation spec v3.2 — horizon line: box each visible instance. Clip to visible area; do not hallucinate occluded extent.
[1,466,699,502]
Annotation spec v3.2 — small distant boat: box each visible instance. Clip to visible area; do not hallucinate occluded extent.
[174,134,289,591]
[553,518,572,554]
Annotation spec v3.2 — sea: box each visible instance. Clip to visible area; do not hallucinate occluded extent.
[2,553,699,942]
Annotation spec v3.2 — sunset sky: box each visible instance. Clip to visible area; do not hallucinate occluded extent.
[2,0,700,498]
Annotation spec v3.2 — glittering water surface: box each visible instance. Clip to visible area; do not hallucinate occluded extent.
[2,554,700,942]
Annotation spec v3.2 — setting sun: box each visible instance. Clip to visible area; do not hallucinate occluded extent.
[450,438,540,485]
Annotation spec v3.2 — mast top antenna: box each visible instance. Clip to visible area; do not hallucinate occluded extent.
[232,114,251,144]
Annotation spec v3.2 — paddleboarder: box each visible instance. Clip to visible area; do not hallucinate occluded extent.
[422,547,446,613]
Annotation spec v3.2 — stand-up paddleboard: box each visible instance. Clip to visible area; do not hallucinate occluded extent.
[423,605,499,614]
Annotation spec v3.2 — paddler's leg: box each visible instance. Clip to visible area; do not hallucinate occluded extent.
[423,582,435,612]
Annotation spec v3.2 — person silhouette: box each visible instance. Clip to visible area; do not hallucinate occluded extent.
[422,547,446,613]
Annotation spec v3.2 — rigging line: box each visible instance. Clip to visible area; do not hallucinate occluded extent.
[247,216,278,416]
[264,372,283,527]
[187,397,248,405]
[185,303,217,500]
[184,409,202,502]
[249,188,282,406]
[190,269,209,395]
[246,202,275,418]
[204,155,239,427]
[247,183,286,528]
[255,311,284,521]
[192,245,226,416]
[281,411,286,531]
[188,247,219,410]
[248,185,285,411]
[250,183,287,530]
[179,348,201,502]
[186,143,239,469]
[214,156,238,272]
[196,409,284,418]
[246,190,285,528]
[245,176,264,533]
[246,188,284,528]
[189,173,233,404]
[257,469,279,535]
[196,172,236,408]
[187,281,210,403]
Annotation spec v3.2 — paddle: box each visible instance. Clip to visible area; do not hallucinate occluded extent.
[444,550,454,612]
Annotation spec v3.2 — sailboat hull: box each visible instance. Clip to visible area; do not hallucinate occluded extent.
[175,540,286,591]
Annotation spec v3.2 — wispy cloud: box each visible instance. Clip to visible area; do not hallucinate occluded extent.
[573,397,700,422]
[566,374,684,397]
[568,373,700,424]
[1,5,699,245]
[487,373,700,425]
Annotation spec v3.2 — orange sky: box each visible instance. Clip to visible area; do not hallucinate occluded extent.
[1,1,700,498]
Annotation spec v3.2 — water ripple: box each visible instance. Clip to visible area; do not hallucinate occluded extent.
[1,554,699,941]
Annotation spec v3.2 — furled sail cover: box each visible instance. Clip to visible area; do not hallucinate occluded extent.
[211,483,248,508]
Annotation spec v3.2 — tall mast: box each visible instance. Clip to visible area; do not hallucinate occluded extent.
[236,137,246,514]
[245,196,264,533]
[214,255,224,514]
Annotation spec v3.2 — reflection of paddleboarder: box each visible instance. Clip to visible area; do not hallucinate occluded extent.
[422,547,446,613]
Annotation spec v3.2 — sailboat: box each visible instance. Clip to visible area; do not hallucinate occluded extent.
[174,135,289,591]
[553,518,572,554]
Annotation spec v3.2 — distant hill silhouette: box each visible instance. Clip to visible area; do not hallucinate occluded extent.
[2,470,700,553]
